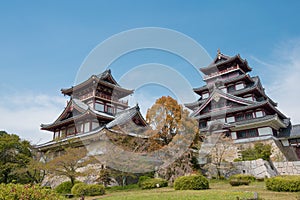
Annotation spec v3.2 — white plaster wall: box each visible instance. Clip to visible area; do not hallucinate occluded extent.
[231,132,237,140]
[281,139,290,147]
[258,127,272,136]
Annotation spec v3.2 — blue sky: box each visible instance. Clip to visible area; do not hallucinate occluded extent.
[1,1,300,144]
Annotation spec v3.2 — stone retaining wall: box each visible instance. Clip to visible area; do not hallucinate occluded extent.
[273,161,300,175]
[225,160,300,178]
[233,159,277,178]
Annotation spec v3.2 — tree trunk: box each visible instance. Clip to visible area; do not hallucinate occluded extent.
[122,176,127,187]
[70,177,75,186]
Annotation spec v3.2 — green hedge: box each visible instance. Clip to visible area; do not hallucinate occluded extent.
[265,176,300,192]
[229,179,250,186]
[138,176,151,187]
[0,183,65,200]
[174,175,209,190]
[139,178,168,189]
[71,183,105,196]
[55,181,81,194]
[229,174,256,182]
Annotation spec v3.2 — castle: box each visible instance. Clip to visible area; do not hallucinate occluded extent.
[36,50,300,165]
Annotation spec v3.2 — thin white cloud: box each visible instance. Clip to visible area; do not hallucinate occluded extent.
[0,90,67,144]
[250,39,300,124]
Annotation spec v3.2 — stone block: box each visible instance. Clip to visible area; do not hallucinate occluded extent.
[288,162,294,167]
[254,166,266,176]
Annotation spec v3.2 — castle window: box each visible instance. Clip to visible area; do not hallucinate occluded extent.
[235,113,244,121]
[54,131,59,139]
[106,105,114,114]
[226,116,235,123]
[84,122,90,133]
[67,126,75,135]
[255,110,264,118]
[237,129,258,139]
[245,112,253,120]
[227,84,235,92]
[60,129,66,138]
[202,92,209,99]
[76,124,82,133]
[95,101,104,112]
[199,121,207,129]
[235,82,245,90]
[91,121,99,130]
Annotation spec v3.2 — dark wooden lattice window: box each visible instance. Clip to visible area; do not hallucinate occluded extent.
[235,113,244,121]
[199,121,207,129]
[237,129,258,139]
[245,112,253,120]
[227,85,235,93]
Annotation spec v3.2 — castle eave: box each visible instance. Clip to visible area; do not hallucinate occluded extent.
[230,115,286,131]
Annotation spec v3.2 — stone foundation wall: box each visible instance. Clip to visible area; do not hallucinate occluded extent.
[233,159,277,178]
[206,160,300,179]
[273,161,300,175]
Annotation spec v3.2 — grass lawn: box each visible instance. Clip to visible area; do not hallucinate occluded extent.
[75,180,300,200]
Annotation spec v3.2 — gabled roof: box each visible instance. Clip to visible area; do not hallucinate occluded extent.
[106,104,147,129]
[230,76,277,106]
[186,75,277,110]
[194,98,288,121]
[193,74,254,95]
[61,69,133,97]
[97,69,119,86]
[200,51,252,75]
[191,88,256,117]
[38,103,148,149]
[41,98,115,130]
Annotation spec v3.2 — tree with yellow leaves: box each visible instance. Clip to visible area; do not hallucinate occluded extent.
[146,96,184,145]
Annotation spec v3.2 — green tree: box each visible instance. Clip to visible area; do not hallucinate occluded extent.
[109,169,136,187]
[240,142,272,161]
[96,168,113,187]
[46,147,94,186]
[0,131,32,183]
[20,157,47,184]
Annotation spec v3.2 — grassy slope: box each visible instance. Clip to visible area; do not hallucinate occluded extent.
[81,181,299,200]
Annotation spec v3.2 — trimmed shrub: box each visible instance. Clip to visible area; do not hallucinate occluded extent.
[71,183,86,196]
[138,176,151,187]
[84,184,105,196]
[265,175,300,192]
[140,178,168,189]
[174,175,209,190]
[229,179,250,186]
[256,178,265,182]
[229,174,256,182]
[0,183,65,200]
[55,181,81,194]
[71,183,105,196]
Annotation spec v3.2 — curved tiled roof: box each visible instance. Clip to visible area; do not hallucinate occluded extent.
[200,53,252,75]
[106,105,147,129]
[61,70,133,97]
[191,88,257,117]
